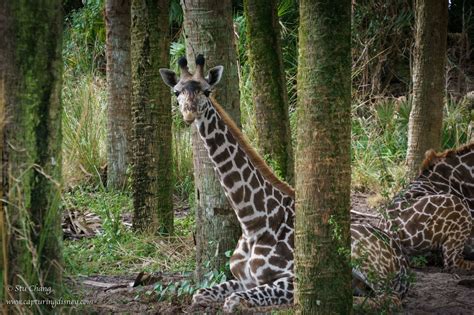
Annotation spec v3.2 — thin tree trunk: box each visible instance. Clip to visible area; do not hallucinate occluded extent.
[105,0,132,190]
[181,0,241,278]
[131,0,173,234]
[243,0,294,184]
[0,1,63,312]
[406,0,448,178]
[295,0,352,314]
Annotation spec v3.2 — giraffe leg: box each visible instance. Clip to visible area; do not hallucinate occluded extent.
[442,237,474,271]
[463,234,474,260]
[223,276,293,313]
[192,280,245,306]
[439,201,474,272]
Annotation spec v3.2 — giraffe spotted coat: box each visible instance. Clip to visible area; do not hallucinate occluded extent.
[159,56,409,312]
[381,143,474,271]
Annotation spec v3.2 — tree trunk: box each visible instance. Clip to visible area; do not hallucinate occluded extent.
[243,0,294,184]
[181,0,241,277]
[131,0,173,234]
[295,0,352,314]
[406,0,448,178]
[0,1,63,312]
[105,0,132,190]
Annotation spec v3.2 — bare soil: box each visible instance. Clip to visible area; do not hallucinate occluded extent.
[63,193,474,314]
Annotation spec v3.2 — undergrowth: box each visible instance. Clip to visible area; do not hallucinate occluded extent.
[63,188,195,276]
[351,96,471,203]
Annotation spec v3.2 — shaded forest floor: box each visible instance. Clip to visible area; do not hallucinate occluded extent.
[62,193,474,314]
[65,267,474,314]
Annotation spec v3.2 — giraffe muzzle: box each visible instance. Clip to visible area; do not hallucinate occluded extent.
[182,110,196,125]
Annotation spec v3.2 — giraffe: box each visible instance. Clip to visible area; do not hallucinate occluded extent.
[159,55,409,312]
[351,223,409,307]
[380,143,474,271]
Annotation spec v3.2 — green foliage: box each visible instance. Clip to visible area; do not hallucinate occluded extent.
[152,250,232,302]
[174,209,196,237]
[351,97,471,199]
[169,0,184,26]
[442,97,472,148]
[264,154,284,180]
[152,269,228,302]
[352,98,410,197]
[352,0,414,99]
[63,0,106,75]
[410,255,428,269]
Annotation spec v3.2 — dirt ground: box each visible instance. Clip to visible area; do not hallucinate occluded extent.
[64,193,474,314]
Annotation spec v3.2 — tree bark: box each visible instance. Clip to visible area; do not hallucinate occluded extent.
[295,0,352,314]
[406,0,448,178]
[243,0,294,184]
[105,0,132,190]
[0,0,63,312]
[131,0,173,234]
[181,0,241,277]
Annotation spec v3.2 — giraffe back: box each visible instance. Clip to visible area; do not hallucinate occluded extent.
[406,142,474,212]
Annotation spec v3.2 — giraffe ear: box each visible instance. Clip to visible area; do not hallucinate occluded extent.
[206,66,224,88]
[159,68,178,88]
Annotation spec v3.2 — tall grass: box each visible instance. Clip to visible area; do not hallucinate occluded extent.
[62,1,107,187]
[351,97,472,201]
[173,127,194,201]
[62,57,107,187]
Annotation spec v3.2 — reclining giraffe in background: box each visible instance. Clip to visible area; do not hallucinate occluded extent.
[159,55,409,312]
[380,143,474,271]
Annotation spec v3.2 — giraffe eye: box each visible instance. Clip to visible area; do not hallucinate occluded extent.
[204,90,211,97]
[174,91,180,97]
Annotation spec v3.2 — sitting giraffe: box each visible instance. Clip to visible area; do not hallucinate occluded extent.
[159,55,409,312]
[381,143,474,271]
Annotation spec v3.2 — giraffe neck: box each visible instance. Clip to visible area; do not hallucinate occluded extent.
[194,99,294,237]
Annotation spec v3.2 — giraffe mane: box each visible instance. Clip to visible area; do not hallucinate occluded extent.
[210,97,295,198]
[420,141,474,171]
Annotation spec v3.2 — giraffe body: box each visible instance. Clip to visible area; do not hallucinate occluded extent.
[159,56,409,312]
[382,143,474,270]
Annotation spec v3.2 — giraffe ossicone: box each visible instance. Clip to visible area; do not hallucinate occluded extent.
[159,55,409,312]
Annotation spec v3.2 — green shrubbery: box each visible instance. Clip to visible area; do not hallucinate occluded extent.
[63,187,195,276]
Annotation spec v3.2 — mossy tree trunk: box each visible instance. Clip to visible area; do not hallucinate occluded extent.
[295,0,352,314]
[243,0,294,184]
[406,0,448,178]
[0,0,63,312]
[181,0,242,277]
[131,0,173,234]
[105,0,132,190]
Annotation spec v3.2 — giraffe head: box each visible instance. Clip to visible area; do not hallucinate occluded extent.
[159,55,223,124]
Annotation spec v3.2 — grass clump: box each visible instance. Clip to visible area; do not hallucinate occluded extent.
[63,188,195,276]
[62,71,107,187]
